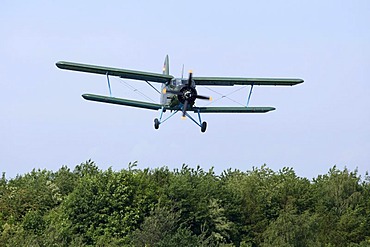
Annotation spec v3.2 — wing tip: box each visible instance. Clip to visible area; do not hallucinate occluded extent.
[55,61,63,68]
[55,61,70,69]
[295,78,304,85]
[81,94,89,100]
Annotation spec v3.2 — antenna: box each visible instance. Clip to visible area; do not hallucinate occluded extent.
[181,64,184,79]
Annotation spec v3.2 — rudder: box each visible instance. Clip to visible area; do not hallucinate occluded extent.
[162,55,169,75]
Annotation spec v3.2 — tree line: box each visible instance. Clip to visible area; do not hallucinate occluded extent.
[0,160,369,246]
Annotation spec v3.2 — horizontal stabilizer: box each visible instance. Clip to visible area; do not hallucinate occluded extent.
[82,94,163,111]
[194,106,275,113]
[56,61,173,83]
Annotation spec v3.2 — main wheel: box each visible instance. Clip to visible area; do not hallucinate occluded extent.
[201,121,207,133]
[154,118,160,129]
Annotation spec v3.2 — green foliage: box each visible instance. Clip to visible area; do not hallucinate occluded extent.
[0,162,369,246]
[22,210,45,235]
[131,205,180,246]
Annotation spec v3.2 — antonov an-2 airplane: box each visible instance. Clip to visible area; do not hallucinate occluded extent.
[56,55,303,133]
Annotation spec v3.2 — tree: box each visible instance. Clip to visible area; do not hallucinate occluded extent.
[131,206,179,246]
[1,162,369,246]
[312,166,365,246]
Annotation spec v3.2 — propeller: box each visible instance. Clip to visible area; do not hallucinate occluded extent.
[163,71,211,118]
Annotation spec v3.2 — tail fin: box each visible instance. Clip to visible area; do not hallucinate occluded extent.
[162,55,169,75]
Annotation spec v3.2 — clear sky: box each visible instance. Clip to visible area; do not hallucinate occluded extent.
[1,0,369,179]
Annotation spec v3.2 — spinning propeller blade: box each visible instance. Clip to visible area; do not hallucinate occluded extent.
[188,70,193,86]
[182,100,189,118]
[196,95,212,100]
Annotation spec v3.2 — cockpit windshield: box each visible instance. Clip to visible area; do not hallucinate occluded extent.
[171,78,187,86]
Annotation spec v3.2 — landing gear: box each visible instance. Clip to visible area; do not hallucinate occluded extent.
[201,121,207,133]
[154,118,160,129]
[154,106,207,133]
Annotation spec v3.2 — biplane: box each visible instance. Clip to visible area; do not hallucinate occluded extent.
[56,55,303,132]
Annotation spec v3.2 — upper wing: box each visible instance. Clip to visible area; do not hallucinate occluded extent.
[56,61,173,83]
[193,77,303,86]
[193,106,275,113]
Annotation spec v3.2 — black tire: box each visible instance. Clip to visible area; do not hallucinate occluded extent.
[201,121,207,133]
[154,118,160,129]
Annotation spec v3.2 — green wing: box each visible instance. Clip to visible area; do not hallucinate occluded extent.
[81,94,274,113]
[56,61,173,83]
[82,94,164,111]
[193,106,275,113]
[193,77,303,86]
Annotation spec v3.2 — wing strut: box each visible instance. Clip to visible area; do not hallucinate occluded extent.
[246,84,254,107]
[106,72,112,97]
[145,80,161,94]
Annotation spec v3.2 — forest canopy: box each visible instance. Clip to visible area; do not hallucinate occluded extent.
[0,161,369,246]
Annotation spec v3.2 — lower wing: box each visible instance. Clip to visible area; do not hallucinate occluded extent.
[82,94,165,111]
[82,94,274,113]
[194,106,275,113]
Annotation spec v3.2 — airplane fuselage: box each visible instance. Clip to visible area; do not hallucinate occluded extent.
[160,78,195,107]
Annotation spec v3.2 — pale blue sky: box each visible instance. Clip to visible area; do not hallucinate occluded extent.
[1,1,369,179]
